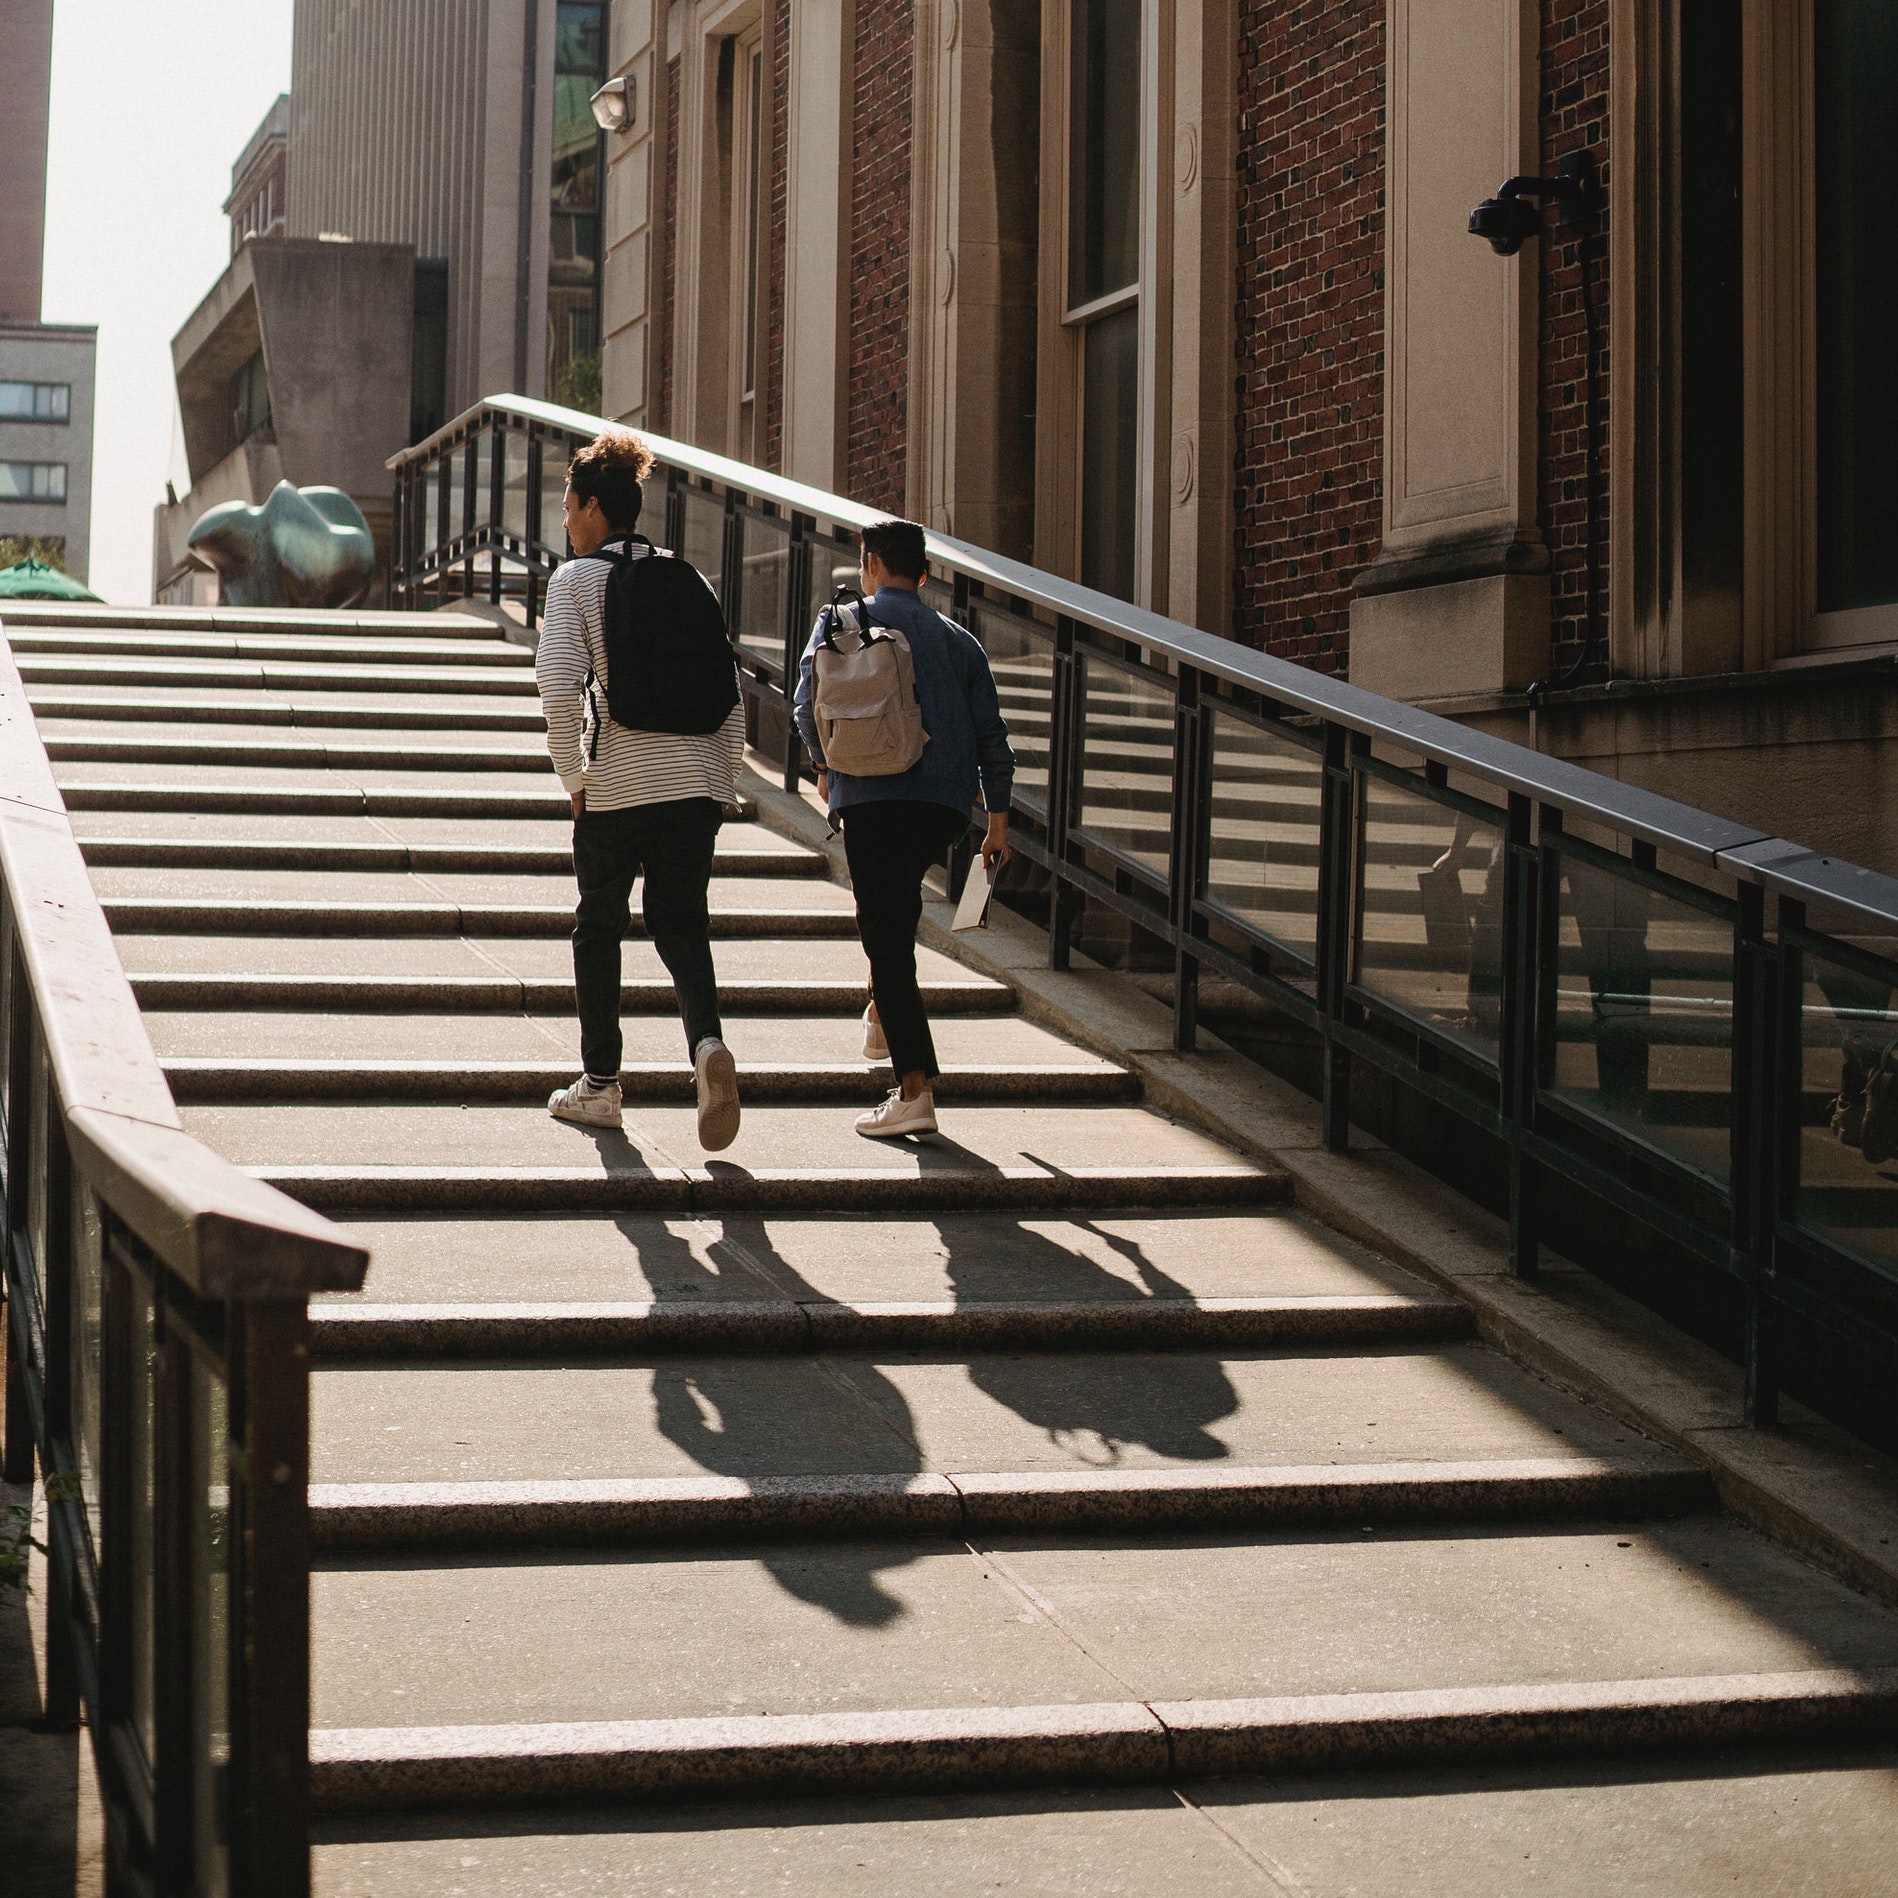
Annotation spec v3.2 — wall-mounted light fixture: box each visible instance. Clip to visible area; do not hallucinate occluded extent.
[590,74,637,134]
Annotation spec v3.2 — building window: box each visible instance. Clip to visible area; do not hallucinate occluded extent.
[229,351,272,448]
[741,41,764,409]
[0,382,72,423]
[0,463,69,504]
[1068,0,1141,601]
[1816,6,1898,620]
[550,0,607,410]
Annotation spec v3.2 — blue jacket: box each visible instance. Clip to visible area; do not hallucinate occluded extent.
[793,586,1015,819]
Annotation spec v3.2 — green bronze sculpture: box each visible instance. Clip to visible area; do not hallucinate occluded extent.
[187,480,375,608]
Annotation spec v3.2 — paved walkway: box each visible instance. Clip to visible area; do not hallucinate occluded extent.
[14,602,1898,1894]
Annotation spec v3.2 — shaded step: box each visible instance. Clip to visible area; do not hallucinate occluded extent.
[80,837,819,875]
[58,781,576,818]
[44,732,551,771]
[311,1208,1430,1310]
[29,691,544,731]
[307,1456,1714,1551]
[102,898,858,937]
[5,622,527,661]
[162,1059,1136,1105]
[309,1668,1898,1812]
[308,1291,1473,1357]
[18,655,541,693]
[255,1163,1281,1215]
[129,973,1005,1014]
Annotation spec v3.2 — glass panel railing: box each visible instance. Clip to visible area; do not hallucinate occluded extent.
[502,430,530,542]
[1353,774,1505,1061]
[971,603,1055,815]
[190,1355,232,1897]
[679,485,725,603]
[1074,651,1173,881]
[1546,843,1735,1185]
[736,510,790,673]
[1201,708,1322,966]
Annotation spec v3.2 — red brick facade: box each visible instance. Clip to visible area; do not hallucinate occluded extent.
[845,0,914,513]
[1538,0,1611,673]
[1230,0,1386,675]
[656,54,681,433]
[761,0,790,471]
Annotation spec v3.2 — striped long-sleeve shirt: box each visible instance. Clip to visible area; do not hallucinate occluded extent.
[534,537,746,811]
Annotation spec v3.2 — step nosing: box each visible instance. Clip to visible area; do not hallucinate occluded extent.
[306,1668,1898,1811]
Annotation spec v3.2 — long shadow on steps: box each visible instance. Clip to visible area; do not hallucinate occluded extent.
[939,1217,1239,1465]
[633,1214,928,1629]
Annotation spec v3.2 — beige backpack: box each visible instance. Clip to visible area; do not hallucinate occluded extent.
[811,593,928,777]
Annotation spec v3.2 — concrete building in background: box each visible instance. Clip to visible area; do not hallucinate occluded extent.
[0,0,96,583]
[156,4,610,603]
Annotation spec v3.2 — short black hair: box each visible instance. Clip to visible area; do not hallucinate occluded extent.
[568,431,653,530]
[860,518,928,582]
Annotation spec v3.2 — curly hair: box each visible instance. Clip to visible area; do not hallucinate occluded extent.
[568,431,654,529]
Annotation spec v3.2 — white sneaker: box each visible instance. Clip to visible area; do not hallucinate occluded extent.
[862,1004,888,1062]
[856,1087,937,1139]
[549,1074,622,1128]
[695,1036,741,1151]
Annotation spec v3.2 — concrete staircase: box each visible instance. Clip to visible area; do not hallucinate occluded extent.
[13,601,1898,1895]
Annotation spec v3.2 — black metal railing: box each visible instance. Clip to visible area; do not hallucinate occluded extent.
[390,396,1898,1430]
[0,638,367,1893]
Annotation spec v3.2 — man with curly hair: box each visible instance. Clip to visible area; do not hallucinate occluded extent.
[535,431,746,1149]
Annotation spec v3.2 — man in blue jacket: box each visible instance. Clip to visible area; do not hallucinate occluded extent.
[793,519,1014,1137]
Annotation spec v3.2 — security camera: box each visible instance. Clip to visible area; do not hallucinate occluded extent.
[1468,194,1544,256]
[1467,151,1598,255]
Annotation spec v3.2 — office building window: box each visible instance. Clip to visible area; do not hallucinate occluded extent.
[550,0,607,410]
[0,463,69,504]
[1816,6,1898,616]
[1068,0,1142,602]
[0,382,72,423]
[229,351,272,448]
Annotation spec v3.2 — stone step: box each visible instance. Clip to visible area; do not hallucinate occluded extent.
[312,1208,1430,1311]
[302,1512,1898,1782]
[17,654,541,693]
[6,622,529,662]
[306,1457,1714,1552]
[57,780,578,817]
[307,1668,1898,1814]
[43,731,553,771]
[130,973,1006,1014]
[79,836,821,876]
[163,1059,1136,1106]
[30,690,545,731]
[308,1291,1473,1358]
[101,896,857,938]
[306,1337,1648,1491]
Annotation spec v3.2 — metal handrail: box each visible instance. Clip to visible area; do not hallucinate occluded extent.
[388,396,1898,1440]
[0,635,367,1892]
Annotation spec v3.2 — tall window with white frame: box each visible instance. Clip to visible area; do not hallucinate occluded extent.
[1069,0,1141,602]
[730,30,766,460]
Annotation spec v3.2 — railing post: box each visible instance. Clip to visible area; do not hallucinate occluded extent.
[1046,618,1081,972]
[229,1300,314,1895]
[1316,725,1357,1151]
[1169,668,1207,1054]
[1738,885,1786,1426]
[488,419,506,606]
[1500,792,1542,1277]
[389,466,406,611]
[783,517,811,793]
[525,430,545,630]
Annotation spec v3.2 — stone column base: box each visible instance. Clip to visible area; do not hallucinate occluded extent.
[1348,571,1551,701]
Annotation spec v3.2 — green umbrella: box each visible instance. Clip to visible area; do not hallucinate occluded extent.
[0,558,102,602]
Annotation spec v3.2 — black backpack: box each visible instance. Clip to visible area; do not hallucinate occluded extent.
[583,534,741,738]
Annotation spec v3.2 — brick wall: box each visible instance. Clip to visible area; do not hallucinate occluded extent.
[657,55,681,432]
[1539,0,1610,674]
[846,0,913,512]
[761,0,790,470]
[1230,0,1386,675]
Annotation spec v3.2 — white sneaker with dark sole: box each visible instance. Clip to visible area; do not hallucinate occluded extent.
[855,1087,937,1138]
[695,1036,741,1151]
[549,1076,622,1128]
[862,1005,888,1062]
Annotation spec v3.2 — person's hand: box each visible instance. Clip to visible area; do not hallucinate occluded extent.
[570,790,586,818]
[815,770,829,803]
[982,812,1011,872]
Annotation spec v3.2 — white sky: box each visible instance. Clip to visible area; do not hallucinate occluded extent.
[41,0,295,604]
